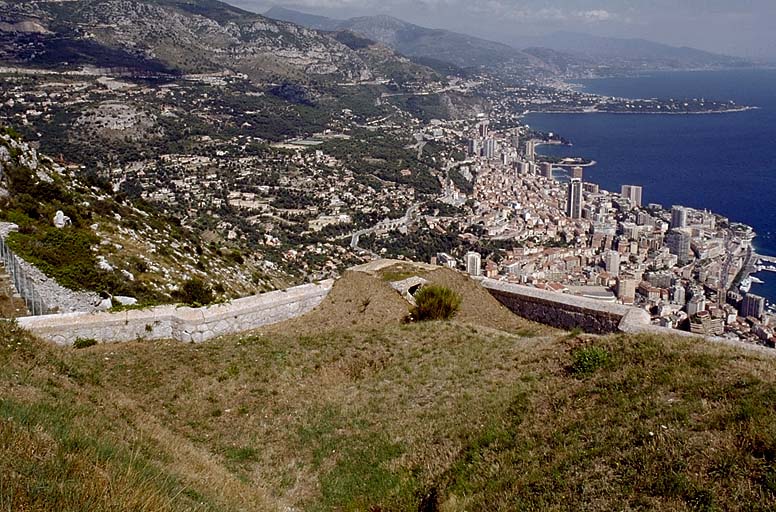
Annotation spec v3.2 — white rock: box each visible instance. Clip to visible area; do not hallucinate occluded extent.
[113,296,138,306]
[97,256,114,272]
[53,210,71,229]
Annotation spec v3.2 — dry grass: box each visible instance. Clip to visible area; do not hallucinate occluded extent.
[269,264,550,337]
[422,267,546,334]
[1,271,776,510]
[266,270,412,335]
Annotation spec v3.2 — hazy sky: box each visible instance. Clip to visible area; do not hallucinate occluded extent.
[229,0,776,60]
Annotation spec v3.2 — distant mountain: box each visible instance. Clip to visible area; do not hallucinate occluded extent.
[0,0,437,83]
[266,7,751,73]
[515,32,751,70]
[265,7,537,69]
[521,47,595,75]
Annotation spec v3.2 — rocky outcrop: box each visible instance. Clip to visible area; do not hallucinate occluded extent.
[1,0,378,81]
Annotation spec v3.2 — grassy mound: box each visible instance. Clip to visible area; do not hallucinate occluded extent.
[266,270,412,335]
[266,265,545,336]
[2,312,776,510]
[422,266,540,334]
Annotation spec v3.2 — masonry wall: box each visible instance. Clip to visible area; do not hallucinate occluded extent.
[480,278,651,334]
[18,280,334,345]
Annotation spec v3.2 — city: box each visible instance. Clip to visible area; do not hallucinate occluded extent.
[363,116,774,346]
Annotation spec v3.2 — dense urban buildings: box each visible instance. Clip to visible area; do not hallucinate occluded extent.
[437,118,770,346]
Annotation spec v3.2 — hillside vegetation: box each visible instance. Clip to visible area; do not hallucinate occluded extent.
[0,129,291,309]
[2,268,776,511]
[0,0,438,85]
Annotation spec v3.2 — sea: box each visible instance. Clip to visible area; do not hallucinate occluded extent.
[525,69,776,308]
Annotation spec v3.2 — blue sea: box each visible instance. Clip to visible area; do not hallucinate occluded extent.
[525,69,776,306]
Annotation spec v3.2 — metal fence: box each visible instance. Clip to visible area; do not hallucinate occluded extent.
[0,237,48,316]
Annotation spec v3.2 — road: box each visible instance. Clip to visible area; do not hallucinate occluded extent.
[349,203,420,250]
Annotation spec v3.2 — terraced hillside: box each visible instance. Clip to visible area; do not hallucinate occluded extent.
[2,268,776,511]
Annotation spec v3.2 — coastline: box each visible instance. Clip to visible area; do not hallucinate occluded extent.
[523,106,758,116]
[527,69,776,311]
[535,73,759,117]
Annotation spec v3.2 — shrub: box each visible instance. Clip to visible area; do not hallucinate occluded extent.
[73,337,98,349]
[570,346,611,376]
[176,278,214,306]
[409,285,461,322]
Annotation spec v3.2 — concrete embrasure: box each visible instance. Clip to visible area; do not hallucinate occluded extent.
[479,277,634,334]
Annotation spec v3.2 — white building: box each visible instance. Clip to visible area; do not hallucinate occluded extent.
[465,251,482,277]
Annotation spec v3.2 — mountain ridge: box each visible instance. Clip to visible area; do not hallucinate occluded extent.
[265,5,752,73]
[514,31,751,69]
[265,5,538,69]
[0,0,439,83]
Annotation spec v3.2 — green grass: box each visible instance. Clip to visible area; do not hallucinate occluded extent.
[223,446,259,463]
[569,345,611,375]
[1,318,776,510]
[73,337,98,349]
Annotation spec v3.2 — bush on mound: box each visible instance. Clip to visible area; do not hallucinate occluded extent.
[409,285,461,321]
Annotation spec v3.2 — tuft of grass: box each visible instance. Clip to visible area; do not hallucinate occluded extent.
[409,285,462,321]
[224,446,259,463]
[570,346,611,376]
[73,337,98,349]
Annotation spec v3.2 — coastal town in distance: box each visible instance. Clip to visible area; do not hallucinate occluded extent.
[431,117,775,345]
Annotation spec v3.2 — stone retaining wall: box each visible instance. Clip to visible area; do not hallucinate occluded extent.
[480,278,652,334]
[18,280,333,345]
[480,278,775,354]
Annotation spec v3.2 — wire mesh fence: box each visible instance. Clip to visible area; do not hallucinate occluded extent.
[0,237,48,316]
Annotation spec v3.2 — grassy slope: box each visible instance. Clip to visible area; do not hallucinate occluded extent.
[1,284,776,510]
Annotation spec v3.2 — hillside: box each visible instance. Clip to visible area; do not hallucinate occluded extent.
[265,7,543,70]
[0,128,286,312]
[515,31,751,71]
[0,0,436,83]
[2,268,776,510]
[266,7,752,74]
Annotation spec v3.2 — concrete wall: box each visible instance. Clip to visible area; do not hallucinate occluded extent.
[18,268,773,357]
[18,280,333,346]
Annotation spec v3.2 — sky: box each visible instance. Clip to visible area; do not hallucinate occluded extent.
[227,0,776,61]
